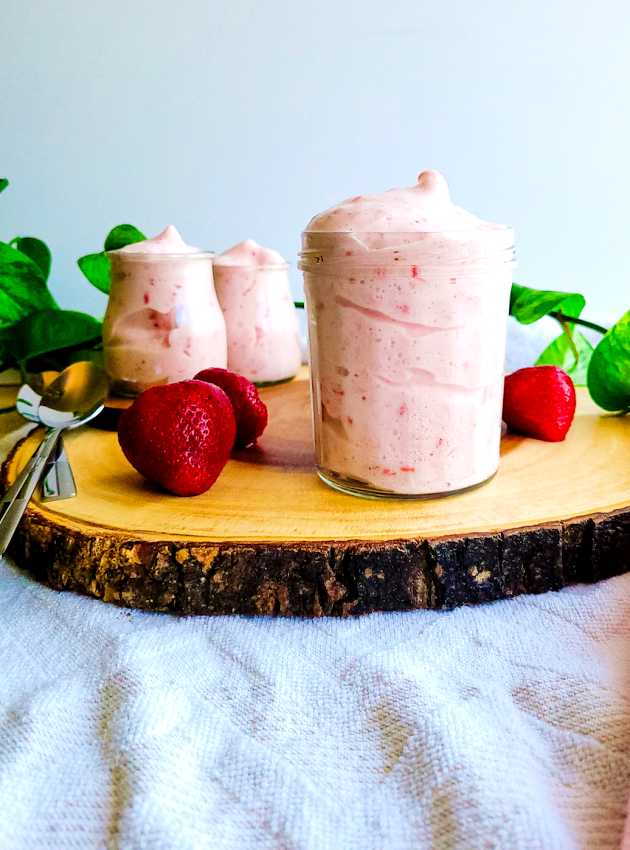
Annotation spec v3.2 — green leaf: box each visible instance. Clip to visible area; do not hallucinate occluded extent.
[510,283,585,324]
[104,224,145,252]
[0,241,58,328]
[65,346,104,369]
[77,251,112,294]
[587,309,630,412]
[0,309,102,371]
[78,224,146,294]
[0,179,8,195]
[22,344,103,375]
[10,236,52,281]
[536,330,594,386]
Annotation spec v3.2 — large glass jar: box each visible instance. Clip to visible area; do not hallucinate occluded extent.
[213,239,302,385]
[103,225,227,396]
[300,171,515,498]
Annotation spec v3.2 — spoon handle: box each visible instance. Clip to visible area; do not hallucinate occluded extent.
[1,428,53,508]
[41,436,77,501]
[0,428,60,556]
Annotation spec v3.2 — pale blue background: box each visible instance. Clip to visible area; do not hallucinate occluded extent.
[1,0,629,326]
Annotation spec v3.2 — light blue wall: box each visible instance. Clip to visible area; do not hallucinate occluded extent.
[1,0,629,326]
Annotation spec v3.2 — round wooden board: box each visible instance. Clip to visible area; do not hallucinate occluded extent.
[3,370,629,616]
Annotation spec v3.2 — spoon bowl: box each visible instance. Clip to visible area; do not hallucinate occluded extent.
[39,362,109,428]
[0,362,109,554]
[16,371,60,423]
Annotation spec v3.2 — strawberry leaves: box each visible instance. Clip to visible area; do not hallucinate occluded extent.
[104,224,145,252]
[78,224,146,293]
[510,283,606,389]
[536,329,594,386]
[0,178,105,373]
[510,282,630,412]
[0,241,58,329]
[0,309,102,372]
[510,283,585,325]
[10,236,52,281]
[586,309,630,412]
[0,180,57,329]
[77,252,111,294]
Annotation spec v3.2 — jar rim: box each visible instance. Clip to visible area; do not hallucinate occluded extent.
[107,249,215,261]
[302,226,513,236]
[213,261,290,271]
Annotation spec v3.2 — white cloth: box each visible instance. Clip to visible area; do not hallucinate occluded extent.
[1,562,629,850]
[0,319,629,850]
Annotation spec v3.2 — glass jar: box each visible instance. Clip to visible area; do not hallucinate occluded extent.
[213,255,302,385]
[103,249,227,396]
[300,229,515,498]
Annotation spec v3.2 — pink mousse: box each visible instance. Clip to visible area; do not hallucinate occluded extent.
[103,226,227,395]
[300,171,514,495]
[213,239,301,384]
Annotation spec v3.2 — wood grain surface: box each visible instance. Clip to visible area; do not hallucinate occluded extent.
[2,371,629,616]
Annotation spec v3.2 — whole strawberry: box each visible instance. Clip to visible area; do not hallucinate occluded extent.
[194,367,268,449]
[503,366,576,442]
[118,380,236,495]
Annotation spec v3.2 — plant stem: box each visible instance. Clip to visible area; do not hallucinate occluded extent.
[550,312,608,335]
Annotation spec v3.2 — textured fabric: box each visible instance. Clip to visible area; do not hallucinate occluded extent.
[0,319,629,849]
[0,561,629,849]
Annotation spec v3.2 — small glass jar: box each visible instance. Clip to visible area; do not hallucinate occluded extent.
[213,257,302,385]
[103,249,227,396]
[300,228,515,498]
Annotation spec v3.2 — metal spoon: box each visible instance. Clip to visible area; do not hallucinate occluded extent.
[16,370,77,500]
[0,362,109,556]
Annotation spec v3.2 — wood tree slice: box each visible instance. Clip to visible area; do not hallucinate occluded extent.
[2,371,629,616]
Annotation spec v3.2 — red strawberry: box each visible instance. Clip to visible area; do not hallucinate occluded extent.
[503,366,576,442]
[118,380,236,495]
[194,367,268,449]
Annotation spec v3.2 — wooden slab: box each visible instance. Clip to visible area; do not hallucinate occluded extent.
[2,370,629,616]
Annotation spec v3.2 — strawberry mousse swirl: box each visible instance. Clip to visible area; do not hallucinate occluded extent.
[103,225,227,396]
[213,239,302,385]
[118,224,203,255]
[300,170,515,497]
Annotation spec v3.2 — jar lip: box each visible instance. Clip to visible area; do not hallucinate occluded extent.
[302,227,513,236]
[213,261,290,271]
[107,249,215,260]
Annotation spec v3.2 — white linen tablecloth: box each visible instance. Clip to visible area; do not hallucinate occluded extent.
[0,319,628,850]
[1,559,629,850]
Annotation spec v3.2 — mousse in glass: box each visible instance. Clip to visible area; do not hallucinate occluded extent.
[213,239,302,385]
[103,225,227,396]
[300,170,514,498]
